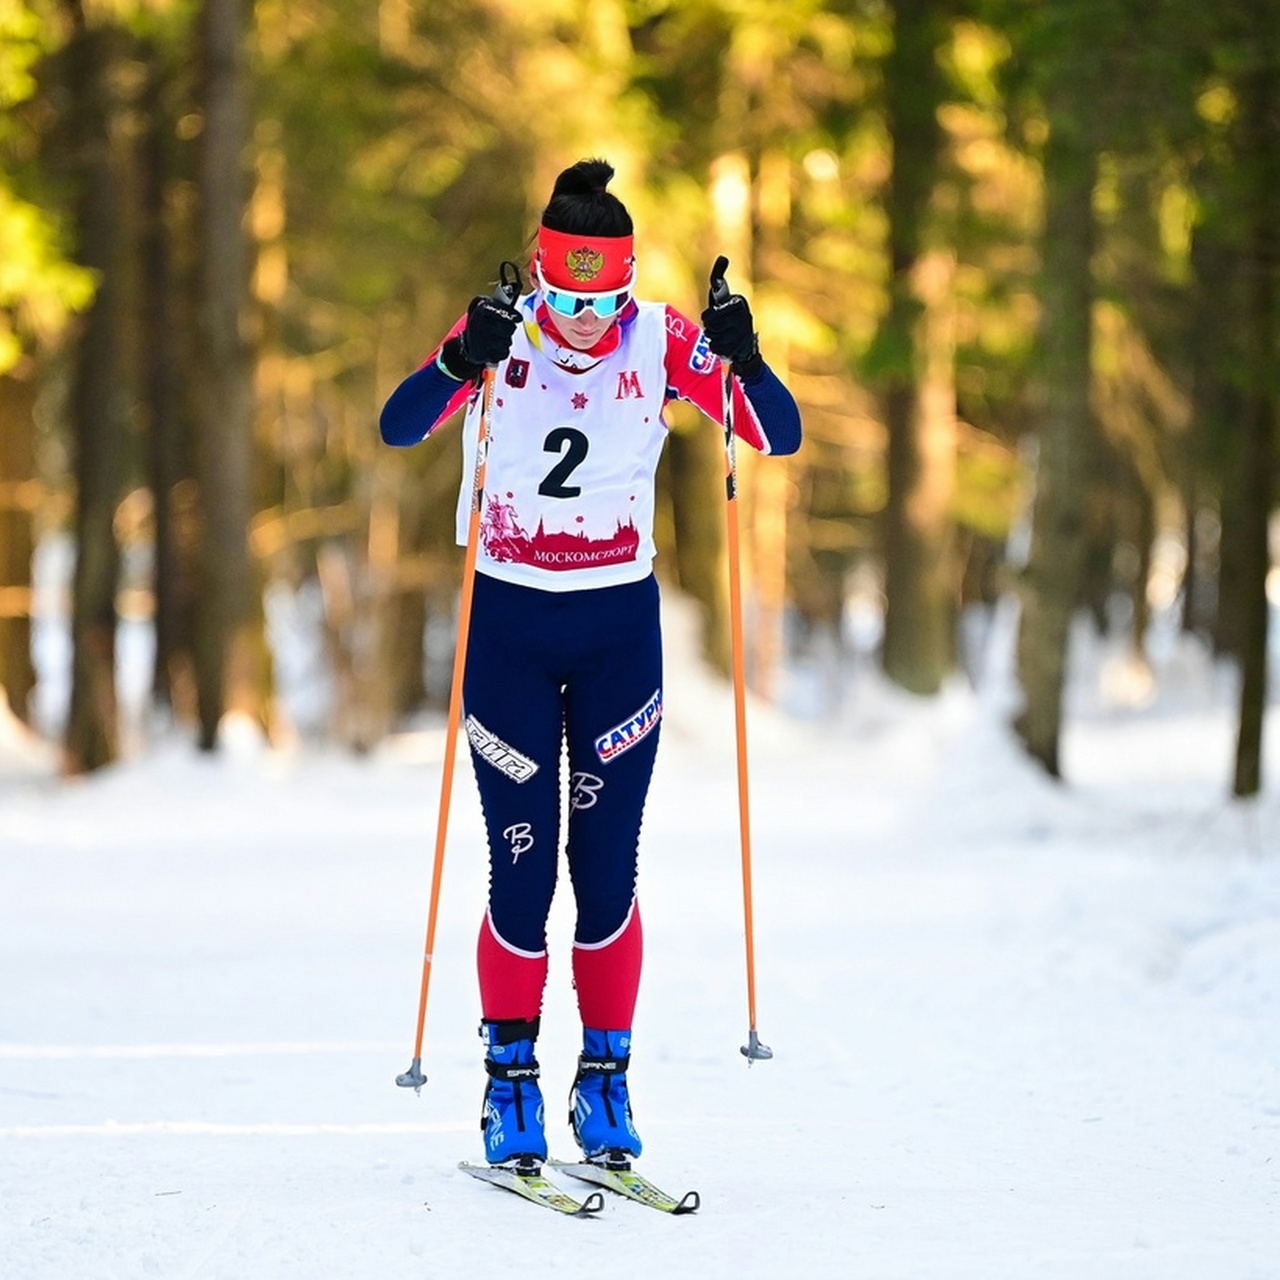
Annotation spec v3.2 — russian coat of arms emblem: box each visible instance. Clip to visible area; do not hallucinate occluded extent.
[565,248,605,282]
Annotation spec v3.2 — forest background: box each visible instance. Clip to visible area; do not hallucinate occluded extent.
[0,0,1277,794]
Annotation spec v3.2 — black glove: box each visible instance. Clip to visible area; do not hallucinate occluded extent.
[701,292,762,379]
[440,293,522,380]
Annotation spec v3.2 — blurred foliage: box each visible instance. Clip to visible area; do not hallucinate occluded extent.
[3,0,1278,740]
[0,0,95,372]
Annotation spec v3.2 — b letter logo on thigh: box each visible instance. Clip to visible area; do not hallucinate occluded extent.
[503,822,535,863]
[570,772,604,810]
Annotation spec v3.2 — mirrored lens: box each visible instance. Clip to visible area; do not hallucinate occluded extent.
[592,290,628,317]
[544,287,629,319]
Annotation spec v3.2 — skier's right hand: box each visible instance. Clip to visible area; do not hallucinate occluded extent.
[439,292,522,381]
[461,293,522,367]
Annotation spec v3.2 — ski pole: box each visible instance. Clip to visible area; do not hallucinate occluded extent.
[708,255,773,1065]
[397,260,523,1092]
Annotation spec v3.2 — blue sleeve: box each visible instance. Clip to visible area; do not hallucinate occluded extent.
[741,362,802,457]
[379,360,470,447]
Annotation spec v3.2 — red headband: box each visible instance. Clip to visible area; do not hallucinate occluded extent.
[535,225,635,292]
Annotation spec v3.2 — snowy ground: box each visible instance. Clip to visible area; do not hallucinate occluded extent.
[1,597,1278,1278]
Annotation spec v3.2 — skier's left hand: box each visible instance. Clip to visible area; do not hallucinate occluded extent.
[701,291,762,377]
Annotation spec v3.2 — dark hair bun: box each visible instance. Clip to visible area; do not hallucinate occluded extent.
[552,158,615,197]
[540,157,632,236]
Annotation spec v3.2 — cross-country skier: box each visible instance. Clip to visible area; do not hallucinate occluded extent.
[380,157,801,1172]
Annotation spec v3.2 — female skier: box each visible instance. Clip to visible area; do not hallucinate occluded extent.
[380,158,801,1172]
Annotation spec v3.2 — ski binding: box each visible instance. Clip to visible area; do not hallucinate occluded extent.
[459,1160,604,1216]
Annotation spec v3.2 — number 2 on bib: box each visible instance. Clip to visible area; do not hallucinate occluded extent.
[538,427,589,499]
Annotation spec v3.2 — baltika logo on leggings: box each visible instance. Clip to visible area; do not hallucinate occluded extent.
[466,715,539,782]
[594,689,662,764]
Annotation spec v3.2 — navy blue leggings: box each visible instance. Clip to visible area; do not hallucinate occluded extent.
[462,572,663,954]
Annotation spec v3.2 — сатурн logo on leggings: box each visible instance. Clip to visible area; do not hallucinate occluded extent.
[594,689,662,764]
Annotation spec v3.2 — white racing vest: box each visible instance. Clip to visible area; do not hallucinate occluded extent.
[457,299,672,591]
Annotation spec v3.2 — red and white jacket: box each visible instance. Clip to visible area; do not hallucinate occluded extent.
[416,295,778,591]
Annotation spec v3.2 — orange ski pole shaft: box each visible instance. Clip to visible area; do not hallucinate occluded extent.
[397,263,521,1092]
[395,370,491,1092]
[724,426,766,1048]
[709,255,773,1064]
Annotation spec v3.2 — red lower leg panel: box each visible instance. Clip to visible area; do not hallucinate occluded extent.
[477,912,548,1022]
[572,902,643,1029]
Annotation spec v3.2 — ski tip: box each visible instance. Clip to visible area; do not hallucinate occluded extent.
[673,1189,701,1215]
[579,1191,606,1216]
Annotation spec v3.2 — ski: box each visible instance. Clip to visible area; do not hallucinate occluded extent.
[547,1158,700,1215]
[458,1161,605,1217]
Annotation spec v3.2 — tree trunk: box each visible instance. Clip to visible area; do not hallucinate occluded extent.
[1131,480,1155,659]
[1014,108,1098,778]
[664,416,729,675]
[0,374,38,722]
[139,45,196,718]
[382,451,460,723]
[1215,415,1250,657]
[684,150,755,676]
[1188,223,1246,654]
[1232,35,1279,799]
[192,0,269,750]
[1179,485,1201,637]
[63,12,125,774]
[880,0,954,695]
[744,146,792,700]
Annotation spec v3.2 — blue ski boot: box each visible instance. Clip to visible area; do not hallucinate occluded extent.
[480,1018,547,1169]
[569,1027,642,1168]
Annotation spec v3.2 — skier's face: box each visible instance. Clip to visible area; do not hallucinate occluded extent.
[552,308,617,349]
[536,263,630,350]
